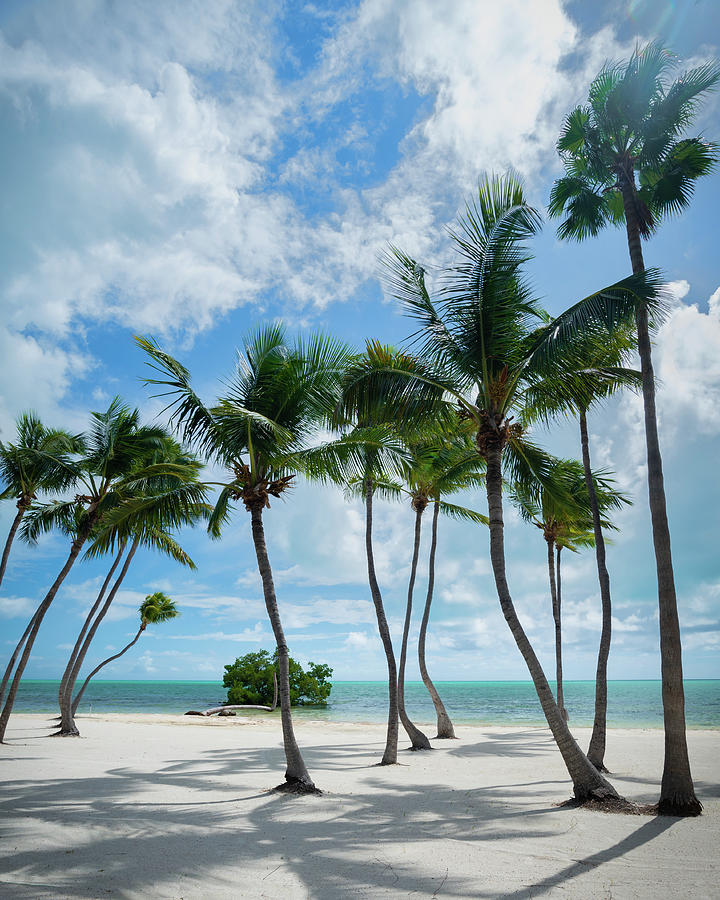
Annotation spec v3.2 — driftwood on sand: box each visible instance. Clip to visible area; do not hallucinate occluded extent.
[186,669,279,717]
[185,704,274,716]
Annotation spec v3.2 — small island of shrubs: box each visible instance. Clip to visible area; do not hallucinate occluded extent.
[223,650,333,707]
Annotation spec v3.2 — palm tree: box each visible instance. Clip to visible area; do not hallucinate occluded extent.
[0,412,82,588]
[549,43,719,815]
[0,399,169,743]
[511,459,628,723]
[375,430,487,742]
[342,173,661,803]
[55,438,207,736]
[137,325,373,792]
[72,593,179,711]
[522,328,639,769]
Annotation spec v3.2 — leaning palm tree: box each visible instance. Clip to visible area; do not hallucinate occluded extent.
[341,173,662,803]
[0,412,82,588]
[522,327,639,770]
[549,43,719,815]
[72,593,179,711]
[54,438,207,736]
[137,325,378,792]
[0,415,83,706]
[0,399,169,743]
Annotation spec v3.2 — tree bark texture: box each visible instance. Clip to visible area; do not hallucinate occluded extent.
[63,540,139,730]
[621,176,701,815]
[0,507,25,589]
[0,611,37,708]
[397,507,431,749]
[250,503,316,791]
[365,479,399,765]
[548,539,567,721]
[58,545,125,718]
[485,443,618,801]
[0,529,91,742]
[580,409,612,771]
[555,545,568,721]
[418,501,456,738]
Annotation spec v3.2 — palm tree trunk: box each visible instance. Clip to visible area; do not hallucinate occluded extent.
[365,479,399,765]
[0,529,90,743]
[61,540,139,732]
[620,178,701,815]
[398,506,431,750]
[0,611,38,707]
[580,408,612,772]
[58,544,125,718]
[555,545,568,721]
[72,624,146,712]
[0,506,25,589]
[485,442,618,801]
[547,538,567,721]
[418,501,456,739]
[249,503,317,792]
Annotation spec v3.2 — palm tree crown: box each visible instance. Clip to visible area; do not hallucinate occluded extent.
[549,42,719,242]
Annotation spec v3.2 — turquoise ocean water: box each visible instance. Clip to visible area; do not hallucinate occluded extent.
[13,679,720,728]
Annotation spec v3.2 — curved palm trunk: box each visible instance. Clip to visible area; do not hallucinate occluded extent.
[485,444,618,801]
[621,180,701,815]
[58,544,125,717]
[0,611,38,707]
[580,408,612,772]
[547,537,567,721]
[0,529,91,743]
[365,479,399,765]
[249,503,317,792]
[60,541,139,733]
[555,545,568,721]
[0,506,25,589]
[72,624,146,711]
[418,501,456,738]
[398,506,431,750]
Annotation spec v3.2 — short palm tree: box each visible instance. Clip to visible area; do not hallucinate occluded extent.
[511,459,629,723]
[549,43,719,815]
[0,399,169,743]
[72,593,179,710]
[138,325,367,793]
[342,173,661,803]
[378,428,487,743]
[54,437,207,736]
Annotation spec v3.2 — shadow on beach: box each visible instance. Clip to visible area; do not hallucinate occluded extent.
[2,724,714,899]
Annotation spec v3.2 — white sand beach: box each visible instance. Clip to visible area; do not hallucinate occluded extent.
[1,714,718,899]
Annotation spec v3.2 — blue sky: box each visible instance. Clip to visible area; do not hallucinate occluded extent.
[1,0,718,684]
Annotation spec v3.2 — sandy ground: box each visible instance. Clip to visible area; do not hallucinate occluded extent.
[1,714,718,899]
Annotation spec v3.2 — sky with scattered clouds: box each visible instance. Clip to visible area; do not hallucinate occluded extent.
[1,0,719,685]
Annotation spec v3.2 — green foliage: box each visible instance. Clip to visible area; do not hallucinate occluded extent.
[223,649,333,707]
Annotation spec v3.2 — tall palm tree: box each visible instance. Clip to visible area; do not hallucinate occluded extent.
[522,328,639,769]
[72,593,179,711]
[54,438,207,736]
[342,173,661,803]
[549,43,719,815]
[137,326,383,792]
[0,412,82,588]
[0,399,169,743]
